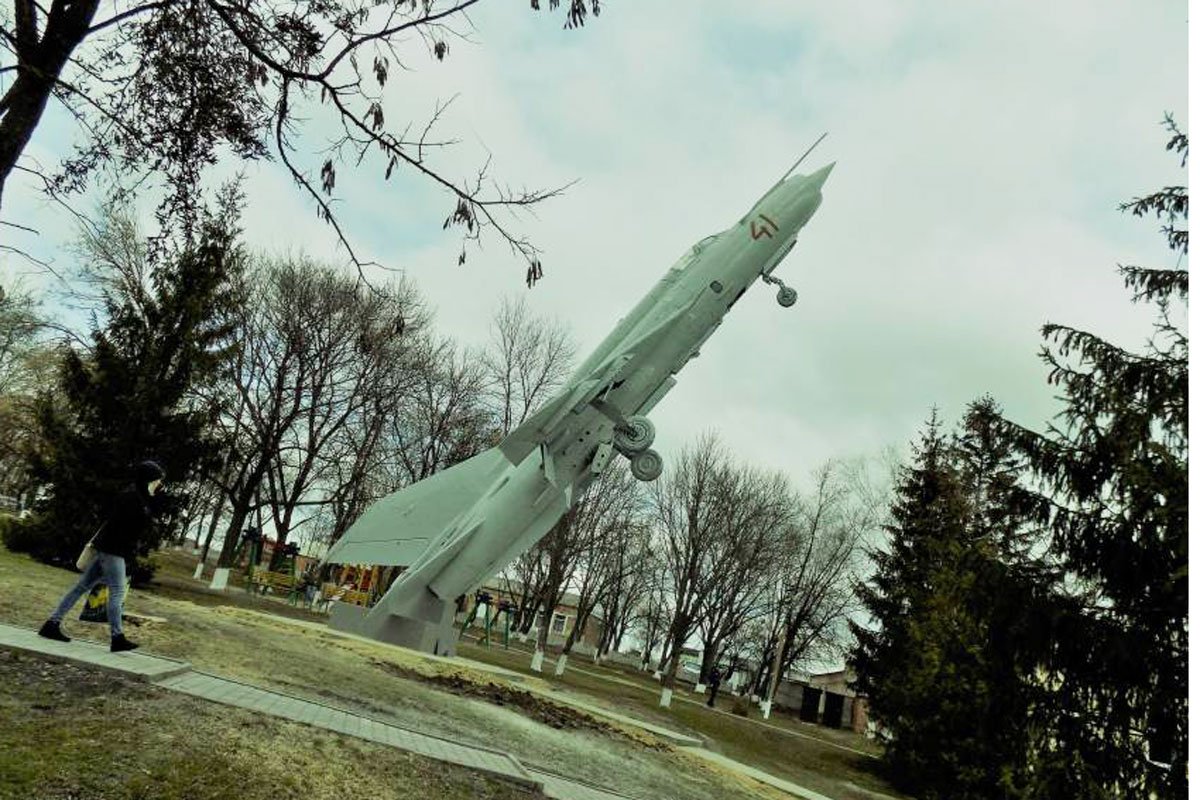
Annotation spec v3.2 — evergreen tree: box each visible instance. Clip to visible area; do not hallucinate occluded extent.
[21,212,243,582]
[996,118,1188,799]
[852,403,1057,800]
[851,413,983,798]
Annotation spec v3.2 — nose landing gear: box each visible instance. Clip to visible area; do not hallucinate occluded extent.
[761,273,798,308]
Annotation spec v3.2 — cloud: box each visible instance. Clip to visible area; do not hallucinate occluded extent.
[2,0,1187,489]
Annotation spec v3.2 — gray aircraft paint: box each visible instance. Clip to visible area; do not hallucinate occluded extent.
[325,160,834,655]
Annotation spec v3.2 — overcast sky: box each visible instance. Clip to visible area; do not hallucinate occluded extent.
[3,0,1189,492]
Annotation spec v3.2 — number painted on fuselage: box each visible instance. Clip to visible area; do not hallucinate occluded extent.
[750,214,779,240]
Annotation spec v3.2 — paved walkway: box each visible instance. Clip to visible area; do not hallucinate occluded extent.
[0,623,633,800]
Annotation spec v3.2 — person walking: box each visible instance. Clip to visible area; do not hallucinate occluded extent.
[37,460,166,652]
[706,664,722,708]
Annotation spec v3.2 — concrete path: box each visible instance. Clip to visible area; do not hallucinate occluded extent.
[0,623,634,800]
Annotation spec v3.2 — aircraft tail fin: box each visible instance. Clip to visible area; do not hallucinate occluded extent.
[321,447,510,568]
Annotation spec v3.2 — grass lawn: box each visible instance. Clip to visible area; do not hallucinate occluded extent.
[0,649,534,800]
[455,640,905,800]
[0,544,778,800]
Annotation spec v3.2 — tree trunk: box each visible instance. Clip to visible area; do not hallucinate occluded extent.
[662,632,687,692]
[699,639,718,682]
[535,589,555,653]
[199,499,225,563]
[217,500,252,567]
[0,0,102,210]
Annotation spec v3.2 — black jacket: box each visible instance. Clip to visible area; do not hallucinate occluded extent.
[92,487,155,560]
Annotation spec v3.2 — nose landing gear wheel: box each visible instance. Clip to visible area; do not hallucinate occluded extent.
[776,286,797,307]
[615,416,656,453]
[630,449,663,482]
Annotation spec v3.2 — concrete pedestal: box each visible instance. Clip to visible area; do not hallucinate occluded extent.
[329,598,457,656]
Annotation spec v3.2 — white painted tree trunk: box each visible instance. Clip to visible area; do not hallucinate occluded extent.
[209,568,230,591]
[659,688,673,708]
[554,654,568,676]
[530,650,545,673]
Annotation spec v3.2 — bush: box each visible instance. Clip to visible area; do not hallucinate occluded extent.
[0,514,44,556]
[128,554,158,587]
[730,696,750,717]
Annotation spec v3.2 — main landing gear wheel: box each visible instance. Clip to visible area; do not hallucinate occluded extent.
[776,286,798,307]
[614,416,655,453]
[630,449,663,482]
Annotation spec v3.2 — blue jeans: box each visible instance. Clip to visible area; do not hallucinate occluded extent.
[50,550,126,637]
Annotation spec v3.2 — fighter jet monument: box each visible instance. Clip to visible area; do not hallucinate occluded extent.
[324,150,834,655]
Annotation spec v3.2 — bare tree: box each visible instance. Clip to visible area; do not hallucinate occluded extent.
[745,459,881,695]
[382,333,492,488]
[561,467,645,654]
[259,266,423,568]
[592,517,654,659]
[209,256,419,565]
[649,432,734,694]
[481,295,575,435]
[0,279,48,497]
[693,465,794,681]
[1,0,599,281]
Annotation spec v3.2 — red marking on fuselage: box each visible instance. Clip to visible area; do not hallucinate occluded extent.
[750,214,780,240]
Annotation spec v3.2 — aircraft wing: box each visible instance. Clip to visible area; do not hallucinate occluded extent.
[321,448,509,566]
[498,301,693,465]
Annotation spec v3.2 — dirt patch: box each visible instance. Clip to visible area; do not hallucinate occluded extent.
[368,656,650,742]
[0,646,159,707]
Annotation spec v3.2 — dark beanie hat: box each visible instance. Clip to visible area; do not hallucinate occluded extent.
[133,460,165,484]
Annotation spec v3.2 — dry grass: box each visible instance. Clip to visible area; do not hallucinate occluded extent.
[1,545,771,800]
[0,649,538,800]
[455,641,906,800]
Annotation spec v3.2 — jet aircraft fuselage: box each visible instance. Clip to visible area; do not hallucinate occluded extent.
[324,160,834,655]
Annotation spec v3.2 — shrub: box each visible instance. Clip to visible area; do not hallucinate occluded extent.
[730,696,750,717]
[0,514,44,557]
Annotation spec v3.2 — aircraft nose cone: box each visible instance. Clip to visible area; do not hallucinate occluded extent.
[807,162,835,189]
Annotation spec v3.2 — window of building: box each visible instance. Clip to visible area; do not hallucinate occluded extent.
[551,612,569,635]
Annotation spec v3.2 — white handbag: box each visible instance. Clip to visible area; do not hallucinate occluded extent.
[75,540,97,571]
[75,524,105,570]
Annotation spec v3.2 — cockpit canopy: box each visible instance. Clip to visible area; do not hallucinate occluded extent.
[668,234,720,273]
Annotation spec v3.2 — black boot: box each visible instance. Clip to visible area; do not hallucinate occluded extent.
[37,620,71,642]
[110,634,139,653]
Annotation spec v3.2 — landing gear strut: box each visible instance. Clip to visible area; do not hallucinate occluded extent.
[591,400,663,481]
[761,273,797,307]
